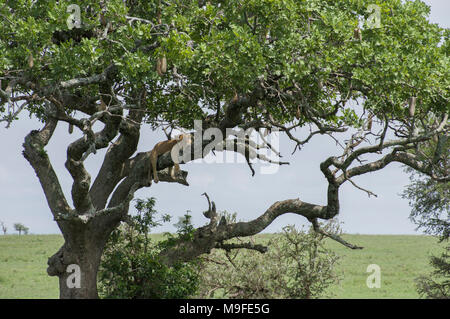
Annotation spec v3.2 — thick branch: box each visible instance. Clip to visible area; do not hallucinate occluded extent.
[90,109,143,210]
[65,109,122,212]
[22,120,72,218]
[159,185,340,265]
[116,92,263,201]
[223,194,338,239]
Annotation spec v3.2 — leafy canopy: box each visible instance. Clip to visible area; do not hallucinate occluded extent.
[1,0,448,128]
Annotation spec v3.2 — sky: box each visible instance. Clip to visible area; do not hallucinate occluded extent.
[0,0,448,235]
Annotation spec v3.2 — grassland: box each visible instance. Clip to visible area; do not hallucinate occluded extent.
[0,235,63,298]
[323,234,444,298]
[0,234,444,299]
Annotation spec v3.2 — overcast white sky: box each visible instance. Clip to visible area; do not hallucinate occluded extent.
[0,0,448,235]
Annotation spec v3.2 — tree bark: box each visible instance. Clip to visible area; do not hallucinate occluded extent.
[48,217,118,299]
[50,242,102,299]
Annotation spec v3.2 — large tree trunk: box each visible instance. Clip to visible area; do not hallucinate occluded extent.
[51,244,101,299]
[47,219,114,299]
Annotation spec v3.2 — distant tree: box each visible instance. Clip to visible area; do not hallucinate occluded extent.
[13,223,28,236]
[0,221,7,235]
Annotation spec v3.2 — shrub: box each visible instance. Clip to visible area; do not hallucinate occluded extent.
[196,221,341,299]
[416,246,450,299]
[98,198,201,299]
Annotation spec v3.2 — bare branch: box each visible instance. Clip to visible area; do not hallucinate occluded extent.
[309,218,363,250]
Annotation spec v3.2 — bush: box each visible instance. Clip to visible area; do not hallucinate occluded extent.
[99,203,341,299]
[196,220,341,299]
[416,245,450,299]
[98,198,201,299]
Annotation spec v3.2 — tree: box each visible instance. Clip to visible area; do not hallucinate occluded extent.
[402,135,449,241]
[416,247,450,299]
[0,0,448,298]
[403,173,449,240]
[13,223,28,236]
[404,174,450,299]
[0,221,7,235]
[402,145,449,298]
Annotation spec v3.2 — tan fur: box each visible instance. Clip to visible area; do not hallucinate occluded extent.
[149,135,184,183]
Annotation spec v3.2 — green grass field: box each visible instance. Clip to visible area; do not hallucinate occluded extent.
[323,235,444,298]
[0,234,444,299]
